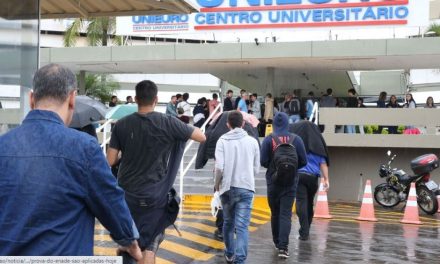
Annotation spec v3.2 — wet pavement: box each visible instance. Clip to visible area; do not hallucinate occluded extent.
[95,201,440,263]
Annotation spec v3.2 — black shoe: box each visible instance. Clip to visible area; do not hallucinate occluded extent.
[278,249,290,259]
[298,235,309,241]
[224,253,234,264]
[214,229,223,241]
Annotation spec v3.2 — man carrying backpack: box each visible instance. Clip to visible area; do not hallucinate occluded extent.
[287,92,301,124]
[260,112,307,259]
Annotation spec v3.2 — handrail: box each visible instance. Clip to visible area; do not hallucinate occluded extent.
[309,102,319,125]
[179,103,223,199]
[96,119,113,154]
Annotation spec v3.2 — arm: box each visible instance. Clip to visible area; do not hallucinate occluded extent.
[214,140,225,191]
[107,123,121,166]
[294,137,307,169]
[254,139,261,176]
[320,162,329,191]
[191,127,206,143]
[107,148,119,167]
[85,142,142,260]
[260,137,271,168]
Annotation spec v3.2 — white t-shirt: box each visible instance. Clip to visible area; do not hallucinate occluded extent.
[177,101,192,116]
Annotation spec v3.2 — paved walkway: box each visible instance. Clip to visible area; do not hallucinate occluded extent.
[94,199,440,263]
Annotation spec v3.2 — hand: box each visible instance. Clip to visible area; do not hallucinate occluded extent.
[118,240,143,262]
[323,180,330,192]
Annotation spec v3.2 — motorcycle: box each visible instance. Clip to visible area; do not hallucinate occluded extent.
[374,151,440,215]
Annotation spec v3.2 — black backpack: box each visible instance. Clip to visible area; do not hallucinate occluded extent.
[271,134,298,185]
[288,99,301,115]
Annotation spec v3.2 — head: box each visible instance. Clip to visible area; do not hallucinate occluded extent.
[135,80,158,108]
[273,112,289,134]
[348,88,356,97]
[390,95,397,104]
[308,91,314,97]
[326,88,333,96]
[31,63,77,126]
[227,111,244,130]
[427,96,434,106]
[266,93,273,99]
[240,89,246,96]
[182,93,189,102]
[242,92,249,101]
[111,95,118,103]
[227,90,233,98]
[379,91,387,101]
[406,93,413,102]
[250,93,258,102]
[176,93,182,102]
[126,96,133,103]
[171,95,177,104]
[197,98,205,106]
[212,93,218,100]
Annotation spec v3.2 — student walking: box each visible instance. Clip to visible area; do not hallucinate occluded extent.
[261,112,307,259]
[215,111,260,264]
[290,121,330,241]
[107,80,206,264]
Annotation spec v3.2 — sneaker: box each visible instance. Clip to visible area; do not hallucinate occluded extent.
[214,229,223,241]
[278,249,290,259]
[224,253,234,264]
[298,235,309,241]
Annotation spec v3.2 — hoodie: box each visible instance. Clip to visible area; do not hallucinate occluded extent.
[261,112,307,186]
[215,128,260,196]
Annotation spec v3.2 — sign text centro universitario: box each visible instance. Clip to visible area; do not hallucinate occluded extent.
[116,0,429,35]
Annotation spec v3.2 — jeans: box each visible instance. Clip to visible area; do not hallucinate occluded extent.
[267,184,296,250]
[345,125,356,134]
[221,187,254,264]
[296,173,320,238]
[289,114,300,124]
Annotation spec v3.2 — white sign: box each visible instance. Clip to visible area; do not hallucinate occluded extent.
[116,0,429,35]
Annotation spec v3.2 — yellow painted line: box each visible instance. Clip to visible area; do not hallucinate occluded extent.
[179,214,268,225]
[95,224,107,231]
[329,217,440,228]
[94,246,116,256]
[329,209,440,222]
[176,221,257,232]
[95,234,112,242]
[183,209,271,220]
[156,258,175,264]
[160,240,214,261]
[165,229,224,250]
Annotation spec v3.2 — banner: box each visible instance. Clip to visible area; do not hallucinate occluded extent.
[116,0,429,35]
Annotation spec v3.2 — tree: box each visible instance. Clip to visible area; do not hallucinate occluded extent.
[426,23,440,37]
[63,17,122,47]
[83,74,119,103]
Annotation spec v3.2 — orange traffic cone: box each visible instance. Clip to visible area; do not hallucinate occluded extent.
[356,180,378,222]
[314,178,332,219]
[401,183,422,225]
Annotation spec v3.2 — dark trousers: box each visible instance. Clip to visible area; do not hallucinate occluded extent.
[296,173,319,238]
[216,209,223,231]
[267,184,295,250]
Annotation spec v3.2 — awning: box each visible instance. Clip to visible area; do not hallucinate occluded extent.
[40,0,198,19]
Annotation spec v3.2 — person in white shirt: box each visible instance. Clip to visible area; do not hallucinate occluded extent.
[177,93,191,124]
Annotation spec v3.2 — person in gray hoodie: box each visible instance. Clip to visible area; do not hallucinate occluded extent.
[215,111,260,264]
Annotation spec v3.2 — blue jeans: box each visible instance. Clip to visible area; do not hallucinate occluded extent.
[289,114,300,124]
[221,187,254,264]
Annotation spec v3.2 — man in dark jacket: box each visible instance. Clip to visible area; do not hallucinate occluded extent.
[107,80,206,264]
[260,112,307,259]
[223,90,234,111]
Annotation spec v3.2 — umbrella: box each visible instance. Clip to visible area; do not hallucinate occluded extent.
[70,96,108,128]
[105,104,138,120]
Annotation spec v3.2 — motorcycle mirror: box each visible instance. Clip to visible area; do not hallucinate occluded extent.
[387,150,391,156]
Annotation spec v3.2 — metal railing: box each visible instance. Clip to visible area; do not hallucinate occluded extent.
[179,103,223,199]
[309,102,319,125]
[96,119,113,154]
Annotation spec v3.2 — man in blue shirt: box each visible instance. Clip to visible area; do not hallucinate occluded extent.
[237,92,249,113]
[0,64,142,258]
[260,112,307,259]
[166,95,178,117]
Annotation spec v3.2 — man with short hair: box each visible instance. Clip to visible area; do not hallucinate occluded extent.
[107,80,206,264]
[250,93,261,119]
[110,95,118,107]
[235,89,246,110]
[215,111,260,264]
[306,91,315,121]
[237,92,249,113]
[209,93,220,114]
[0,64,142,258]
[126,96,134,104]
[223,90,234,111]
[320,88,337,108]
[287,92,301,124]
[166,95,178,117]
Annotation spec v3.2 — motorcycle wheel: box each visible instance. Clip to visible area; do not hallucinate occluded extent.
[416,185,439,215]
[374,184,400,208]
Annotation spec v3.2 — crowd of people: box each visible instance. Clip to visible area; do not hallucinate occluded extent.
[0,64,332,264]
